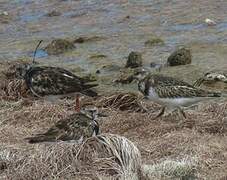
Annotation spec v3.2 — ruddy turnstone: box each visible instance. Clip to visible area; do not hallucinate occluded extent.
[15,41,98,99]
[194,70,227,87]
[138,74,222,118]
[25,107,104,143]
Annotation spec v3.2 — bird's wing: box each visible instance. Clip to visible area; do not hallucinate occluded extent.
[26,113,95,143]
[25,66,98,96]
[155,85,221,98]
[45,113,93,141]
[153,75,194,87]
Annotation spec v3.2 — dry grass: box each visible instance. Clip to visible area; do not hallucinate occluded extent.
[0,61,32,101]
[1,98,227,179]
[1,62,227,179]
[142,156,197,179]
[0,133,142,179]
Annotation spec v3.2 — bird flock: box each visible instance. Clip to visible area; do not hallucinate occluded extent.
[9,41,226,144]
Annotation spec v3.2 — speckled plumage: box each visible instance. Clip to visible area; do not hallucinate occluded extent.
[19,65,98,97]
[138,74,221,118]
[139,74,221,99]
[194,70,227,87]
[25,110,99,143]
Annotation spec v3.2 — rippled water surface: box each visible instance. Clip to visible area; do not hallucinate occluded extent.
[0,0,227,87]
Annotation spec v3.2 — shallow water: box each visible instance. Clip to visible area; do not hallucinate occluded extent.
[0,0,227,92]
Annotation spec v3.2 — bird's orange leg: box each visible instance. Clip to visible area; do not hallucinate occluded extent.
[75,94,81,112]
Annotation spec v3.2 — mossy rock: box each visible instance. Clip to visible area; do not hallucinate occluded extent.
[145,37,164,47]
[45,10,61,17]
[45,39,75,55]
[125,51,143,68]
[100,64,121,73]
[167,48,191,66]
[74,36,105,43]
[89,54,107,59]
[0,14,12,24]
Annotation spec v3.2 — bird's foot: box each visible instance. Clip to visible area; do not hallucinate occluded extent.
[152,106,166,119]
[178,108,187,119]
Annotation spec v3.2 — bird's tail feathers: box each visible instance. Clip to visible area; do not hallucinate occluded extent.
[24,135,53,144]
[83,83,98,89]
[81,89,98,97]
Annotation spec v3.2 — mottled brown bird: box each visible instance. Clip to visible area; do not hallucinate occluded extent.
[25,107,101,143]
[23,65,98,97]
[138,74,221,118]
[14,41,98,99]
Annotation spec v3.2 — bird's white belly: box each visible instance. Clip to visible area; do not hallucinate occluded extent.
[148,88,203,107]
[159,97,200,107]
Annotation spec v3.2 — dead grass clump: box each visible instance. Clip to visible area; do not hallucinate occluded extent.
[97,93,154,112]
[0,79,30,100]
[190,102,227,134]
[142,156,197,179]
[0,60,32,100]
[2,134,142,180]
[78,134,142,179]
[3,143,82,180]
[195,118,227,134]
[1,60,30,80]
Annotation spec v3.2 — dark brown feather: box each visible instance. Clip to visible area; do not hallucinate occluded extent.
[25,112,98,143]
[24,66,98,97]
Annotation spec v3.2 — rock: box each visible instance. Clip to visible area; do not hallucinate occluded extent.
[205,18,216,26]
[0,11,11,24]
[46,10,61,17]
[74,36,105,43]
[167,48,191,66]
[145,37,164,47]
[89,54,107,59]
[118,15,130,23]
[0,11,8,16]
[45,39,75,55]
[125,51,143,68]
[74,37,85,43]
[101,64,121,72]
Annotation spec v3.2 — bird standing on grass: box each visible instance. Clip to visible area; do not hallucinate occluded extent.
[137,73,222,119]
[25,107,104,143]
[14,40,98,110]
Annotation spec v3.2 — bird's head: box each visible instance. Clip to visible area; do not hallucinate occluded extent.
[81,106,107,136]
[81,106,107,120]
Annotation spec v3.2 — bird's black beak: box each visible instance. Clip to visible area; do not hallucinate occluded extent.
[193,78,204,87]
[97,113,108,117]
